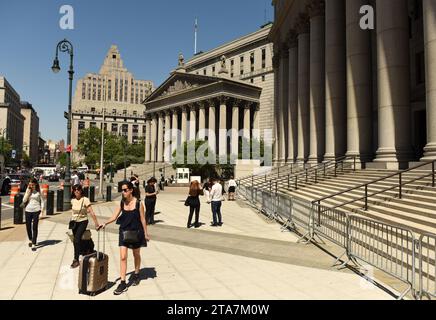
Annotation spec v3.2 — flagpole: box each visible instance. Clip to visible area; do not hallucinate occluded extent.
[194,18,198,55]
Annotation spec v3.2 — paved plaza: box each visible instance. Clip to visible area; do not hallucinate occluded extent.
[0,187,395,300]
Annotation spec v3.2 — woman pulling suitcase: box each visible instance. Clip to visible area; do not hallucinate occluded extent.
[70,185,101,269]
[101,181,151,295]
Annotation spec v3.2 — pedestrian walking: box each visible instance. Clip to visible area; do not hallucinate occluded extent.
[23,178,45,251]
[144,177,158,225]
[185,180,203,228]
[69,184,101,269]
[208,178,223,227]
[227,176,237,201]
[101,181,150,295]
[71,171,80,186]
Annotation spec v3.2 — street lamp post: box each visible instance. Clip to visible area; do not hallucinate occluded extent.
[118,127,127,181]
[51,39,74,211]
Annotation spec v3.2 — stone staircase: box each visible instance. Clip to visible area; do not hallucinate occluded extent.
[113,162,176,182]
[276,168,436,237]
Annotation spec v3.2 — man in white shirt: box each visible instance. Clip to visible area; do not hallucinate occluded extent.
[227,176,237,201]
[208,178,223,227]
[71,171,80,187]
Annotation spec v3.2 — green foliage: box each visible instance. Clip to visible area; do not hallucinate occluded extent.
[0,137,13,165]
[172,140,217,178]
[77,127,145,169]
[58,153,67,167]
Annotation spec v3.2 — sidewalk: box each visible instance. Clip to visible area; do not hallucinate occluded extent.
[0,188,393,300]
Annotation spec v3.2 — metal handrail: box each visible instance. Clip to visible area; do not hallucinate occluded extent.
[314,160,436,212]
[253,155,357,192]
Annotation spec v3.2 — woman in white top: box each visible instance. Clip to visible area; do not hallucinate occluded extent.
[23,178,45,251]
[227,176,237,201]
[69,184,100,269]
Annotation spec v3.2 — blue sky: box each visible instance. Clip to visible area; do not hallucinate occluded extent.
[0,0,273,142]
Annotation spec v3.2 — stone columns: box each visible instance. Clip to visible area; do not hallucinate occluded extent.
[172,109,179,150]
[157,112,164,162]
[373,0,413,169]
[308,0,326,164]
[345,0,373,163]
[272,53,280,164]
[219,97,228,160]
[279,45,289,163]
[231,101,239,157]
[243,104,251,140]
[145,116,151,162]
[189,105,197,141]
[208,101,217,153]
[296,14,311,163]
[324,0,346,161]
[287,31,298,163]
[422,0,436,161]
[150,114,157,162]
[181,106,188,143]
[198,103,206,140]
[253,103,259,131]
[164,111,171,162]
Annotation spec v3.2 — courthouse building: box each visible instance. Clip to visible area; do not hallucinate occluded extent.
[143,24,274,164]
[270,0,435,169]
[71,45,154,161]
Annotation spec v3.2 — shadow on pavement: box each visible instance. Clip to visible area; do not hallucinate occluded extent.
[37,240,62,248]
[0,227,14,232]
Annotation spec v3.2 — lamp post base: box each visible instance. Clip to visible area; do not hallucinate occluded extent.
[63,182,72,211]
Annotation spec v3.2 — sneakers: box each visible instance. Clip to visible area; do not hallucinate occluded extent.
[194,223,201,228]
[218,222,223,226]
[70,260,80,269]
[28,242,32,248]
[31,244,37,251]
[114,281,128,295]
[131,273,140,286]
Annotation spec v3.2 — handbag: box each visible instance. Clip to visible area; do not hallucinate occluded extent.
[184,196,192,207]
[122,230,140,244]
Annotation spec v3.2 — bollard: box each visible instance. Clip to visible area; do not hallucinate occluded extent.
[106,185,112,202]
[56,189,64,212]
[89,186,95,202]
[46,191,54,215]
[14,194,24,224]
[83,187,90,199]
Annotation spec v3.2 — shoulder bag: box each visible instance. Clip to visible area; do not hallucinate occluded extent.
[69,198,85,229]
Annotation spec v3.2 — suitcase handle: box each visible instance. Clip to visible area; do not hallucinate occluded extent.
[97,228,106,259]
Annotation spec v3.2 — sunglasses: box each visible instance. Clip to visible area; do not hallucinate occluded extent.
[121,188,130,193]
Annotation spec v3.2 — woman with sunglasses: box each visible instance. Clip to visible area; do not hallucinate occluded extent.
[23,178,44,251]
[101,182,150,295]
[70,184,101,269]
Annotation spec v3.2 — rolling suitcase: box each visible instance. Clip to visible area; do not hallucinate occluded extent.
[78,229,108,296]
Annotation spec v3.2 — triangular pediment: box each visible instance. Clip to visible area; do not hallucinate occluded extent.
[144,72,220,102]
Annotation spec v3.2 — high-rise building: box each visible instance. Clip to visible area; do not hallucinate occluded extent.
[0,76,25,161]
[20,101,40,164]
[71,45,154,161]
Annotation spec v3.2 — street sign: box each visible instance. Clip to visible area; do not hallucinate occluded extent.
[11,150,16,159]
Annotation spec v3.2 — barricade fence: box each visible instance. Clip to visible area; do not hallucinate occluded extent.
[237,183,436,300]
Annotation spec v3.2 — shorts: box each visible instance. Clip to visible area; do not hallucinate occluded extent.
[228,186,236,193]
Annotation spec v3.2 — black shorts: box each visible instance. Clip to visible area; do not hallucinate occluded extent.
[228,186,236,193]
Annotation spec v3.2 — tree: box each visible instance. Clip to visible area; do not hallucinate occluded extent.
[0,137,13,165]
[58,152,67,167]
[172,140,217,178]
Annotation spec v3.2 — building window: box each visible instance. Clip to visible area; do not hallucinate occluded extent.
[240,55,244,75]
[82,83,86,99]
[250,52,255,72]
[122,124,128,136]
[262,49,266,69]
[212,66,216,76]
[123,110,127,115]
[111,123,118,133]
[78,121,85,130]
[112,109,116,114]
[416,51,425,85]
[91,107,96,113]
[90,122,97,128]
[250,79,254,84]
[133,111,137,116]
[262,75,265,82]
[108,80,112,101]
[230,59,234,78]
[203,69,206,75]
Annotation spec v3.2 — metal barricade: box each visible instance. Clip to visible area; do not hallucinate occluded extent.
[260,190,276,220]
[347,215,416,300]
[419,233,436,300]
[290,197,313,243]
[312,203,349,247]
[276,193,293,231]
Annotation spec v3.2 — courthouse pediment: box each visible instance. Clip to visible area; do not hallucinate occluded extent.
[145,72,220,102]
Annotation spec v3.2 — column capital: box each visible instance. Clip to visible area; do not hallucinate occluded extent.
[232,98,244,107]
[197,100,206,109]
[181,105,189,113]
[243,103,251,110]
[307,0,325,18]
[286,30,298,48]
[295,13,310,34]
[219,96,230,105]
[164,109,172,116]
[205,98,218,108]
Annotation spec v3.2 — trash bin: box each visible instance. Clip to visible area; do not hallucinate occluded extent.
[14,194,24,224]
[57,189,64,212]
[106,186,112,202]
[89,186,95,202]
[46,191,54,215]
